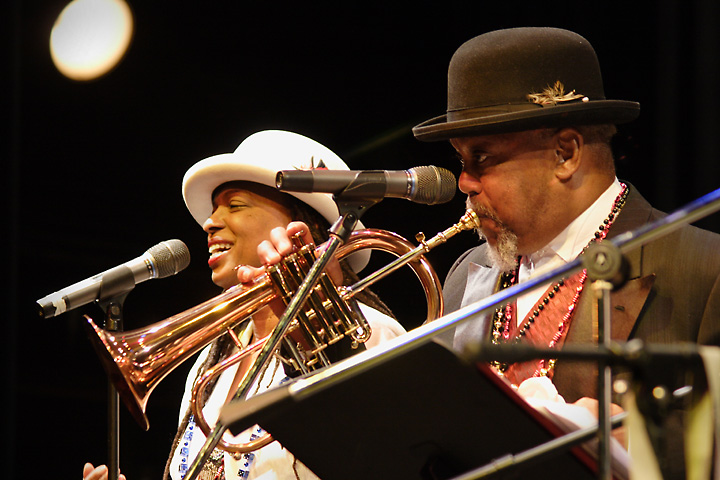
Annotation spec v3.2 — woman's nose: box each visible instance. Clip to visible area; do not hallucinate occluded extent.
[202,209,225,234]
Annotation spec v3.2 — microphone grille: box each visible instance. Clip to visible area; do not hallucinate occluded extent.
[409,166,457,205]
[147,239,191,278]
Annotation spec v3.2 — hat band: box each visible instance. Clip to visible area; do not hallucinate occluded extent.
[447,102,543,121]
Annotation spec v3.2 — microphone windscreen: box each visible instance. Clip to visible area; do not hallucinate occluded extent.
[148,239,191,278]
[410,166,457,205]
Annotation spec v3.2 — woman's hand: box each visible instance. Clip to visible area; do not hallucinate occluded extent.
[83,463,126,480]
[234,221,344,338]
[235,222,343,285]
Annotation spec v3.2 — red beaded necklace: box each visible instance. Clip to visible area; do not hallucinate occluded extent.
[490,183,629,382]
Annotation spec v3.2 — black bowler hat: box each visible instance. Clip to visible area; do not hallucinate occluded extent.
[413,27,640,141]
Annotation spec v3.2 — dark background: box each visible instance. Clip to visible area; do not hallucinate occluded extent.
[3,1,720,479]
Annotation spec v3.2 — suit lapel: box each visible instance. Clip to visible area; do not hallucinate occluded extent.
[609,274,655,341]
[566,273,656,345]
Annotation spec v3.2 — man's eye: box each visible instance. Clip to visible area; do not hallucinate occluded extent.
[455,153,466,168]
[457,154,489,169]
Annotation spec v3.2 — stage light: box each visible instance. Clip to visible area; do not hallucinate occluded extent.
[50,0,134,81]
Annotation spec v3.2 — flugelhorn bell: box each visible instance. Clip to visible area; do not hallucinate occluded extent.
[85,275,276,430]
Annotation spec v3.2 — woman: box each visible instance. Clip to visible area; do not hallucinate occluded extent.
[84,130,405,480]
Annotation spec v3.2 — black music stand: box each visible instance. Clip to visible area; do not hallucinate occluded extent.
[221,341,618,480]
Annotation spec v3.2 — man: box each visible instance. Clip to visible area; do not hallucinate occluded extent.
[413,27,720,478]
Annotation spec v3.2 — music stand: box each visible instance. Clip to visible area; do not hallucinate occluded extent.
[221,341,616,480]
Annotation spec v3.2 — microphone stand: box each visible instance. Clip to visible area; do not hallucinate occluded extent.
[95,267,136,480]
[582,240,629,480]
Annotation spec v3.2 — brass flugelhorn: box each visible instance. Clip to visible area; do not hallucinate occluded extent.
[85,210,480,441]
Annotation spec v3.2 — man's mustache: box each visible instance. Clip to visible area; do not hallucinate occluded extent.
[466,197,504,227]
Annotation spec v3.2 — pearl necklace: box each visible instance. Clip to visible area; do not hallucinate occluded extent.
[490,183,629,381]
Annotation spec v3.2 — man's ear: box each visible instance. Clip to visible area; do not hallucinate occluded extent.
[554,128,583,181]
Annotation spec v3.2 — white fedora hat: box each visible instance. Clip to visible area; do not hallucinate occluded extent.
[182,130,370,271]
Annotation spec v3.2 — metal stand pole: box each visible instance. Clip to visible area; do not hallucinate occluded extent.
[97,267,135,480]
[103,301,123,480]
[593,279,614,480]
[583,240,629,480]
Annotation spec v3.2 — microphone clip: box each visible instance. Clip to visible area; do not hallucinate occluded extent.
[96,265,136,330]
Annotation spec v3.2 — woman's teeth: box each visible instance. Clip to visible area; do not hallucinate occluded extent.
[209,242,232,260]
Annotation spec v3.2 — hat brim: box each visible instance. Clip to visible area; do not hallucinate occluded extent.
[413,100,640,142]
[183,153,360,231]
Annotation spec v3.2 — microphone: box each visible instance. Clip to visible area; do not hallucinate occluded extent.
[36,239,191,319]
[275,166,456,205]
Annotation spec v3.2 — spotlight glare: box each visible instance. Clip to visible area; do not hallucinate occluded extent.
[50,0,134,81]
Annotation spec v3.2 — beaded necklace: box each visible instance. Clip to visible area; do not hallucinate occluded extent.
[490,183,628,382]
[179,355,282,480]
